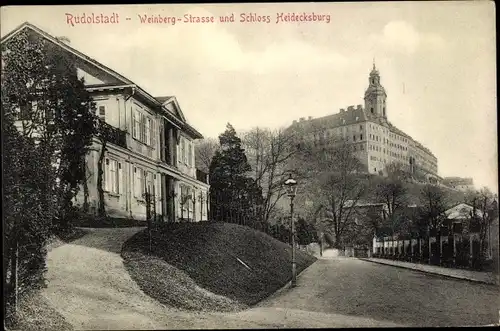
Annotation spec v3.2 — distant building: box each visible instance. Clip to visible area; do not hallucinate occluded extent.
[442,177,474,191]
[289,64,439,183]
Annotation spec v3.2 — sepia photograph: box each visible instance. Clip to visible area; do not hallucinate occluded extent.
[1,2,498,329]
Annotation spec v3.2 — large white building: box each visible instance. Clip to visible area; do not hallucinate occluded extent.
[290,64,439,182]
[2,22,210,222]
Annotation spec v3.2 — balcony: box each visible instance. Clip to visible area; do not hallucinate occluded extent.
[196,169,209,184]
[99,121,127,149]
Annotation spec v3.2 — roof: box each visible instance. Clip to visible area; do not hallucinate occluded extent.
[445,203,484,219]
[155,96,174,104]
[1,22,204,140]
[293,105,368,131]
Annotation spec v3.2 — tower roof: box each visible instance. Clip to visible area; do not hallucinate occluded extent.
[370,59,379,76]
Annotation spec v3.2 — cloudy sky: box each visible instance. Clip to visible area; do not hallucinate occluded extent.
[1,3,497,192]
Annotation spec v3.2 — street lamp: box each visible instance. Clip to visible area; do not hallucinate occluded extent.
[284,173,298,287]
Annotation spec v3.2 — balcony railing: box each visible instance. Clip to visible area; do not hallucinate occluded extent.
[196,169,209,184]
[99,121,127,149]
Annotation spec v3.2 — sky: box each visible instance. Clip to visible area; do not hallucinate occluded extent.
[1,2,497,192]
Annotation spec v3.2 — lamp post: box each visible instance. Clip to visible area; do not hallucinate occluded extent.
[284,173,298,287]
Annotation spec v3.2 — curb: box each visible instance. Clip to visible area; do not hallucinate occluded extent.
[359,258,498,286]
[255,257,319,307]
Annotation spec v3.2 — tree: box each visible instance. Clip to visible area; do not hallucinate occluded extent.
[374,162,409,239]
[209,123,264,227]
[2,30,97,230]
[297,134,367,249]
[194,137,220,173]
[242,127,300,223]
[465,187,498,264]
[419,184,448,264]
[295,217,318,245]
[2,29,95,321]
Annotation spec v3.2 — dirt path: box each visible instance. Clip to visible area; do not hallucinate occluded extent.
[42,227,266,330]
[42,228,405,329]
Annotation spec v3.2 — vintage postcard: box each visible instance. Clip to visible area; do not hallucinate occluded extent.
[1,2,498,329]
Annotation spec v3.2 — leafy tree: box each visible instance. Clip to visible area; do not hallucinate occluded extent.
[2,28,96,320]
[295,217,318,245]
[209,123,264,228]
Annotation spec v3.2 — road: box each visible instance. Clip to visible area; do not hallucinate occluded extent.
[250,257,499,327]
[43,229,498,329]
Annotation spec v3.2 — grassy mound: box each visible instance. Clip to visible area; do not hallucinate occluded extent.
[8,291,73,331]
[122,222,317,311]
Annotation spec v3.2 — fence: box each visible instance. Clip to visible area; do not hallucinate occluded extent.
[372,233,492,271]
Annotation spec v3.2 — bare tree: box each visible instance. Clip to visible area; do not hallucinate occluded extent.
[297,132,367,249]
[242,126,301,223]
[419,183,448,264]
[194,137,220,173]
[375,162,409,237]
[465,187,498,263]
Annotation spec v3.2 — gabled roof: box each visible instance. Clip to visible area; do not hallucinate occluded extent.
[155,96,174,104]
[1,22,203,139]
[445,203,484,219]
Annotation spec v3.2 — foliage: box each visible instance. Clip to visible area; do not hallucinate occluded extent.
[209,124,264,229]
[295,217,319,245]
[2,28,96,321]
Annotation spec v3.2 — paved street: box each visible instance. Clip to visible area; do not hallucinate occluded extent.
[43,230,498,328]
[254,257,499,327]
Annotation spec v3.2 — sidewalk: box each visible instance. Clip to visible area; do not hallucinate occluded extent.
[360,258,499,285]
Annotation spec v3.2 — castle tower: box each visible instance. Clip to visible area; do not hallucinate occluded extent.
[364,61,387,120]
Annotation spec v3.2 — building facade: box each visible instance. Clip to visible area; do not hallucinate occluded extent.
[290,64,439,181]
[442,177,474,191]
[2,22,210,222]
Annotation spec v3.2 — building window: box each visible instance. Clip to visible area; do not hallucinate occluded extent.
[98,105,106,120]
[133,109,153,145]
[359,125,362,131]
[353,135,356,142]
[360,134,363,140]
[105,158,121,194]
[188,142,193,166]
[371,107,374,114]
[134,167,145,198]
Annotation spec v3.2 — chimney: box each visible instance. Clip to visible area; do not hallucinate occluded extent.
[347,105,354,111]
[340,108,345,113]
[292,120,297,124]
[357,104,362,110]
[308,116,313,120]
[299,117,305,122]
